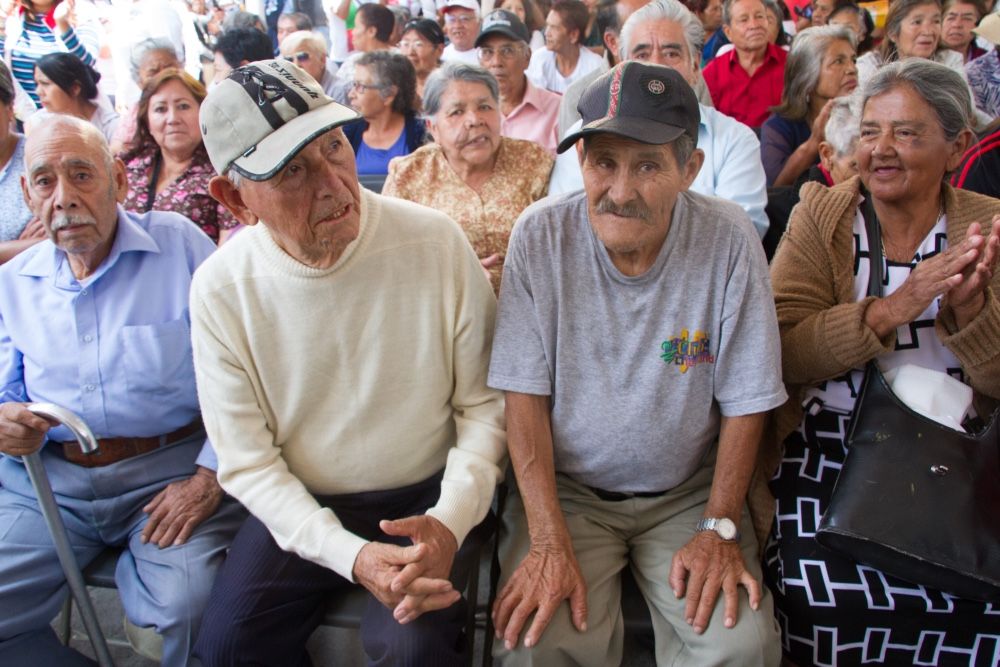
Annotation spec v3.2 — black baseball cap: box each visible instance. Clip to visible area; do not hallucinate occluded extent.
[402,18,446,45]
[475,9,530,47]
[557,62,700,154]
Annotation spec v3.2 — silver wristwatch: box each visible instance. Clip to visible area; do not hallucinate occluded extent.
[695,517,740,541]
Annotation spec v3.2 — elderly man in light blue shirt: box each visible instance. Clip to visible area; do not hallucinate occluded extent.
[548,0,769,239]
[0,116,244,667]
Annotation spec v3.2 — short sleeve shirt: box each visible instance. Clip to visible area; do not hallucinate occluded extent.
[487,190,788,492]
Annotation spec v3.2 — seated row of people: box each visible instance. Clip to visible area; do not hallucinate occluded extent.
[2,50,998,667]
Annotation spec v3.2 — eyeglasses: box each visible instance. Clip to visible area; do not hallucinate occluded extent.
[477,44,521,60]
[351,81,385,92]
[444,13,477,24]
[399,40,428,51]
[283,51,312,64]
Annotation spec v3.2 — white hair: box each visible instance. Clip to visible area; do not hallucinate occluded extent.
[280,30,329,56]
[823,93,861,156]
[619,0,705,63]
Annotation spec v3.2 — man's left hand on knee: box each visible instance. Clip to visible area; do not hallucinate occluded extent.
[668,531,762,636]
[141,466,224,548]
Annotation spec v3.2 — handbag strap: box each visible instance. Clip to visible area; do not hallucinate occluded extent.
[860,190,884,299]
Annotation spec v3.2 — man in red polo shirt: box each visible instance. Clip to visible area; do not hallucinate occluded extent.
[702,0,786,129]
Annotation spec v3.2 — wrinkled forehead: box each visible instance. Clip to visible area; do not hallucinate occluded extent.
[25,122,110,172]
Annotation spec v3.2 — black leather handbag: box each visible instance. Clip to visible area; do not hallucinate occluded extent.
[814,197,1000,602]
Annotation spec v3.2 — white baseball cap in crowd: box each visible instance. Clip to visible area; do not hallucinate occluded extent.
[199,58,360,181]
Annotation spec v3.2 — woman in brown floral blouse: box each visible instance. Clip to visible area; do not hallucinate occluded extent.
[119,68,240,244]
[382,62,554,293]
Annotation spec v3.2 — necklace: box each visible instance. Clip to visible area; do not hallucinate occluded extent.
[879,208,943,263]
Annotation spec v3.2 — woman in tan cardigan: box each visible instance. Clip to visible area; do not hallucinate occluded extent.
[763,59,1000,666]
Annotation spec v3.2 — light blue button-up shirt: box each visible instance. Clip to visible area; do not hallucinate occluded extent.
[548,104,770,239]
[0,206,218,468]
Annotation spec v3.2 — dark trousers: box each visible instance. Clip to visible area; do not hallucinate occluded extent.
[193,473,490,667]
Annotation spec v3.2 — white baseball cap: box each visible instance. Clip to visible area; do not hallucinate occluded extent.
[444,0,480,14]
[200,59,360,181]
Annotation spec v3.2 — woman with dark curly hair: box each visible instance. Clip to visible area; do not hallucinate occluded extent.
[344,50,427,176]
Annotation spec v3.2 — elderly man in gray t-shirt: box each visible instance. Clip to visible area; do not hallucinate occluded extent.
[487,61,787,666]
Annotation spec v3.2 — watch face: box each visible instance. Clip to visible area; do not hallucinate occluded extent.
[717,518,738,540]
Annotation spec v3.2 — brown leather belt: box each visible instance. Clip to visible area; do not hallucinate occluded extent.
[60,420,204,468]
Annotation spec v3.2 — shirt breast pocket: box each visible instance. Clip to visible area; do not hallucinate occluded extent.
[121,318,194,398]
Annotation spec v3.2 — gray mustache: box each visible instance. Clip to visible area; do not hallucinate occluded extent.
[595,196,651,221]
[50,215,97,232]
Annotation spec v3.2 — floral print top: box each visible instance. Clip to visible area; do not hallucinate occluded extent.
[0,135,32,242]
[121,144,238,243]
[382,136,554,293]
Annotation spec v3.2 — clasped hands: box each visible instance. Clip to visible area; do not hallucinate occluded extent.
[491,531,761,650]
[877,215,1000,335]
[352,515,461,624]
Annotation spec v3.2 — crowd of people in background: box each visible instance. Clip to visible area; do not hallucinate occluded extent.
[0,0,996,255]
[1,0,1000,663]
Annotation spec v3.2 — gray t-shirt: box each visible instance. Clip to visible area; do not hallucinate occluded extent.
[488,189,787,492]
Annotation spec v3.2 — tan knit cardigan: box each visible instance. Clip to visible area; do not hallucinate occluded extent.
[746,176,1000,550]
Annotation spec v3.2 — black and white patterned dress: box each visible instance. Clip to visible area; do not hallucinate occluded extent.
[763,211,1000,667]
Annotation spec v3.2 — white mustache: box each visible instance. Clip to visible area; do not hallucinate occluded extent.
[50,214,97,232]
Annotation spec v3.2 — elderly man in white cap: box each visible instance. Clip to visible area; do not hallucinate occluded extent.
[442,0,483,64]
[189,59,506,666]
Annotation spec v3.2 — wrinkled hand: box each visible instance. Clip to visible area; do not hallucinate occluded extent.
[809,98,835,147]
[18,218,46,241]
[944,216,1000,329]
[880,231,987,329]
[492,540,587,650]
[480,253,502,283]
[381,515,459,624]
[0,402,53,456]
[141,466,223,548]
[668,532,761,635]
[53,0,76,32]
[353,541,458,613]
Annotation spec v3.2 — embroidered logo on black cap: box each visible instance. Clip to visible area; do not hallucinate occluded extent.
[648,79,665,95]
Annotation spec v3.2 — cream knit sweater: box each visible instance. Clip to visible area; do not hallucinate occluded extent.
[190,188,506,580]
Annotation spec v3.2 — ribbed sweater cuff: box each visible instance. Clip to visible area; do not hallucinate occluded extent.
[426,489,480,550]
[938,288,1000,368]
[826,296,894,366]
[321,526,370,583]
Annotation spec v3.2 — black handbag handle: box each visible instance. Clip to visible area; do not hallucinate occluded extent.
[860,190,883,300]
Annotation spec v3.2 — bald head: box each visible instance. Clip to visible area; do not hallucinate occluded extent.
[25,115,114,173]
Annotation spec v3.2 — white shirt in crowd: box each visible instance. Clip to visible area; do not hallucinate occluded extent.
[526,46,606,94]
[441,43,482,65]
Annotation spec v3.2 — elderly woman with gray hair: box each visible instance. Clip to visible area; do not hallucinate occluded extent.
[761,25,858,187]
[382,61,553,293]
[110,37,181,154]
[343,50,426,176]
[278,30,339,97]
[763,58,1000,665]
